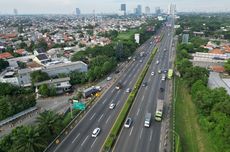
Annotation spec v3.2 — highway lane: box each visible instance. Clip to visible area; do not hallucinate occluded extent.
[52,33,158,152]
[113,26,173,152]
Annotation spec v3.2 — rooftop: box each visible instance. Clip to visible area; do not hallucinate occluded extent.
[0,52,13,59]
[34,77,70,87]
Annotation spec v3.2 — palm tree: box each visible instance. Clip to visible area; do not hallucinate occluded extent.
[13,126,47,152]
[36,110,62,137]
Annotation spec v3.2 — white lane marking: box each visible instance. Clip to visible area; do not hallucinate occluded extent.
[124,79,128,85]
[128,73,132,78]
[150,130,153,142]
[136,108,140,116]
[140,128,143,139]
[106,115,111,124]
[111,99,114,103]
[141,96,144,102]
[129,127,134,136]
[102,99,106,104]
[128,80,132,86]
[90,113,96,120]
[117,100,121,106]
[111,89,115,93]
[81,135,89,146]
[98,114,104,122]
[72,133,80,144]
[91,138,98,148]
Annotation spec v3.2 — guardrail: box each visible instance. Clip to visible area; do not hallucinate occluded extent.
[0,107,37,127]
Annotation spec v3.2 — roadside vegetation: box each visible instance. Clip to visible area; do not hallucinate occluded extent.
[0,110,79,152]
[0,83,36,121]
[175,37,230,151]
[176,14,230,40]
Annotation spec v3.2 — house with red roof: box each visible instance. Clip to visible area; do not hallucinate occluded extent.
[0,52,13,59]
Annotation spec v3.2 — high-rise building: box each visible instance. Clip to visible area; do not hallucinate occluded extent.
[121,4,126,15]
[168,4,176,15]
[76,8,81,16]
[155,7,161,15]
[136,5,142,16]
[145,6,150,15]
[13,8,18,15]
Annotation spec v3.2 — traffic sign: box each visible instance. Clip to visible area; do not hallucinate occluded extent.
[73,102,86,110]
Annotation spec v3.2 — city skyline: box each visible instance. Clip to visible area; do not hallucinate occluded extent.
[0,0,230,14]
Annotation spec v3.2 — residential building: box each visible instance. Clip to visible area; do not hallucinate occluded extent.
[34,77,72,95]
[18,61,88,87]
[182,34,189,44]
[0,70,19,86]
[0,52,13,59]
[33,54,50,65]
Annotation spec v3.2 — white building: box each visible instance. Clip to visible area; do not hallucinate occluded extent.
[134,34,140,44]
[17,61,88,87]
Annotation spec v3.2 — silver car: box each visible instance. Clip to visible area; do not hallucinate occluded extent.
[92,128,101,137]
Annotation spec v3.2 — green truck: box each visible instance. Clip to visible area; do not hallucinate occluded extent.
[155,99,164,121]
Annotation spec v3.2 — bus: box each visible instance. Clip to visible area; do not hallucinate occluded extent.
[167,69,173,79]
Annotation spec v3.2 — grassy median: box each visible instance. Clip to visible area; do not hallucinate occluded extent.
[174,79,215,152]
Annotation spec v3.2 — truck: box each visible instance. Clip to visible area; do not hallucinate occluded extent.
[83,86,100,98]
[144,113,151,127]
[155,99,164,121]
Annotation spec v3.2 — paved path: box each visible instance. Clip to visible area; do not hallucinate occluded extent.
[208,72,230,95]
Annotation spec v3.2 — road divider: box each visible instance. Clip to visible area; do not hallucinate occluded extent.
[101,47,158,152]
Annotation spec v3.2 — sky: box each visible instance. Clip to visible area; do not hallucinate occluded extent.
[0,0,230,14]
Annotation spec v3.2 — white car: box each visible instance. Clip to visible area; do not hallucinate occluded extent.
[92,128,101,137]
[126,88,131,93]
[156,60,159,64]
[151,72,155,76]
[109,103,116,109]
[124,117,132,128]
[106,77,112,81]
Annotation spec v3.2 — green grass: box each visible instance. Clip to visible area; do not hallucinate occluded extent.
[117,29,138,40]
[174,79,216,152]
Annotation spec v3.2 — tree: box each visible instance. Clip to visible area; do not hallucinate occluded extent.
[12,126,46,152]
[30,71,50,83]
[38,84,49,97]
[224,59,230,74]
[36,39,48,51]
[115,42,124,61]
[184,66,209,87]
[19,42,27,49]
[76,91,83,100]
[36,111,62,138]
[0,59,9,71]
[0,97,11,120]
[49,85,57,97]
[17,61,27,69]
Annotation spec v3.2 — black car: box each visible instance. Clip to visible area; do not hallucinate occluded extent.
[142,82,147,87]
[115,70,120,74]
[160,87,165,92]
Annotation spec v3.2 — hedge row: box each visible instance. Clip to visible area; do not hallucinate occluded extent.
[101,47,158,151]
